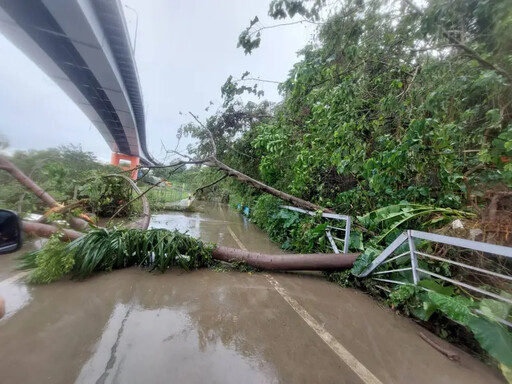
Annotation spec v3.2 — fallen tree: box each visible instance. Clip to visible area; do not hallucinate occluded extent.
[22,220,82,241]
[0,155,90,230]
[212,247,359,270]
[137,112,334,213]
[1,155,151,232]
[20,223,358,281]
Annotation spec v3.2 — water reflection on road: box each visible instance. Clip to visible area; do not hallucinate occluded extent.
[150,201,283,254]
[0,202,505,384]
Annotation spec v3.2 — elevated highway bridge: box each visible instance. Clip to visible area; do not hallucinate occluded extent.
[0,0,156,176]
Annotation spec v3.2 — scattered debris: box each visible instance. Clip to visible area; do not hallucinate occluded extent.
[419,332,460,362]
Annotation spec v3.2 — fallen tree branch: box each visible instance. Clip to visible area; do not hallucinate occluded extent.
[107,182,159,226]
[194,174,228,196]
[37,199,91,223]
[419,332,460,362]
[211,157,333,212]
[22,220,83,241]
[20,221,359,271]
[177,112,335,212]
[103,174,151,230]
[189,111,217,156]
[0,155,91,230]
[213,247,359,270]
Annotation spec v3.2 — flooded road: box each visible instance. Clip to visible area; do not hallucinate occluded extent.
[0,203,505,383]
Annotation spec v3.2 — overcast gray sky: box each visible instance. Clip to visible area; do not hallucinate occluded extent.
[0,0,314,163]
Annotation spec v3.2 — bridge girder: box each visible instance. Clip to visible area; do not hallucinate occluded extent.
[0,0,156,165]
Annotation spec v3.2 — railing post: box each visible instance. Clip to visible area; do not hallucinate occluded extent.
[407,230,419,285]
[325,228,339,254]
[343,217,351,254]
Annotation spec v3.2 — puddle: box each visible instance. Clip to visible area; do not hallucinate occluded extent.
[0,279,32,320]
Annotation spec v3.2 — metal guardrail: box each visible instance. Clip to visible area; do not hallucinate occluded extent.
[281,206,351,254]
[358,230,512,325]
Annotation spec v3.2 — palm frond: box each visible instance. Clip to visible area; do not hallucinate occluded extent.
[19,228,214,283]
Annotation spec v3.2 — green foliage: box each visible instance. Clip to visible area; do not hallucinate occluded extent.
[358,203,475,243]
[219,0,512,225]
[21,235,74,284]
[350,246,380,275]
[427,291,475,324]
[385,284,512,372]
[387,286,512,369]
[249,194,351,253]
[79,173,135,218]
[324,270,354,287]
[480,296,512,322]
[0,145,118,215]
[468,316,512,366]
[20,229,214,281]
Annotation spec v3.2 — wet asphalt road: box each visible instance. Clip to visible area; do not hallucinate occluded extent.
[0,202,505,383]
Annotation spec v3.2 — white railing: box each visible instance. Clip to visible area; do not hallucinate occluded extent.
[281,206,351,254]
[358,230,512,325]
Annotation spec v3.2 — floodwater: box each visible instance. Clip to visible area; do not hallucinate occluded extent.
[0,202,505,383]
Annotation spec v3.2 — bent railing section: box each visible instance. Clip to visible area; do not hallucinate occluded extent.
[281,206,351,254]
[358,229,512,326]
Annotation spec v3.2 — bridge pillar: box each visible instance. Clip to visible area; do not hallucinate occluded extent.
[110,153,140,180]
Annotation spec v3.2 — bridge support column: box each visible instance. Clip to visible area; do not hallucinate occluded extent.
[110,153,140,180]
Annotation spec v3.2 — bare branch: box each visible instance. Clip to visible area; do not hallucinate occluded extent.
[194,174,228,196]
[102,173,151,230]
[236,77,281,84]
[249,19,320,38]
[106,182,158,226]
[189,111,217,157]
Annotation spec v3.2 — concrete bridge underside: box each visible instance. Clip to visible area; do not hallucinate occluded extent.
[0,0,155,165]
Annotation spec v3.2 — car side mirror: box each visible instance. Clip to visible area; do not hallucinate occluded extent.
[0,209,22,254]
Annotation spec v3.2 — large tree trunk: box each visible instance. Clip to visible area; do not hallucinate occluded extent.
[0,155,90,230]
[22,221,83,241]
[213,246,358,270]
[21,221,357,271]
[0,155,60,207]
[211,158,333,213]
[1,156,150,231]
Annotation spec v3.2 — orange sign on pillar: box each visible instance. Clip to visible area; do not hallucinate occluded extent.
[110,153,140,180]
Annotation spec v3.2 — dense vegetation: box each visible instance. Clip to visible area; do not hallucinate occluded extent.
[0,145,190,220]
[192,0,512,218]
[0,145,113,214]
[178,0,512,376]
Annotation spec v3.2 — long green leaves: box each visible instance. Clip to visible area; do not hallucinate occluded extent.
[19,229,214,282]
[357,203,475,243]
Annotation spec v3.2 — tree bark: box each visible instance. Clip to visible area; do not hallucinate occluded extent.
[213,246,358,270]
[21,221,358,271]
[211,158,334,213]
[22,220,83,241]
[0,155,60,207]
[0,155,90,230]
